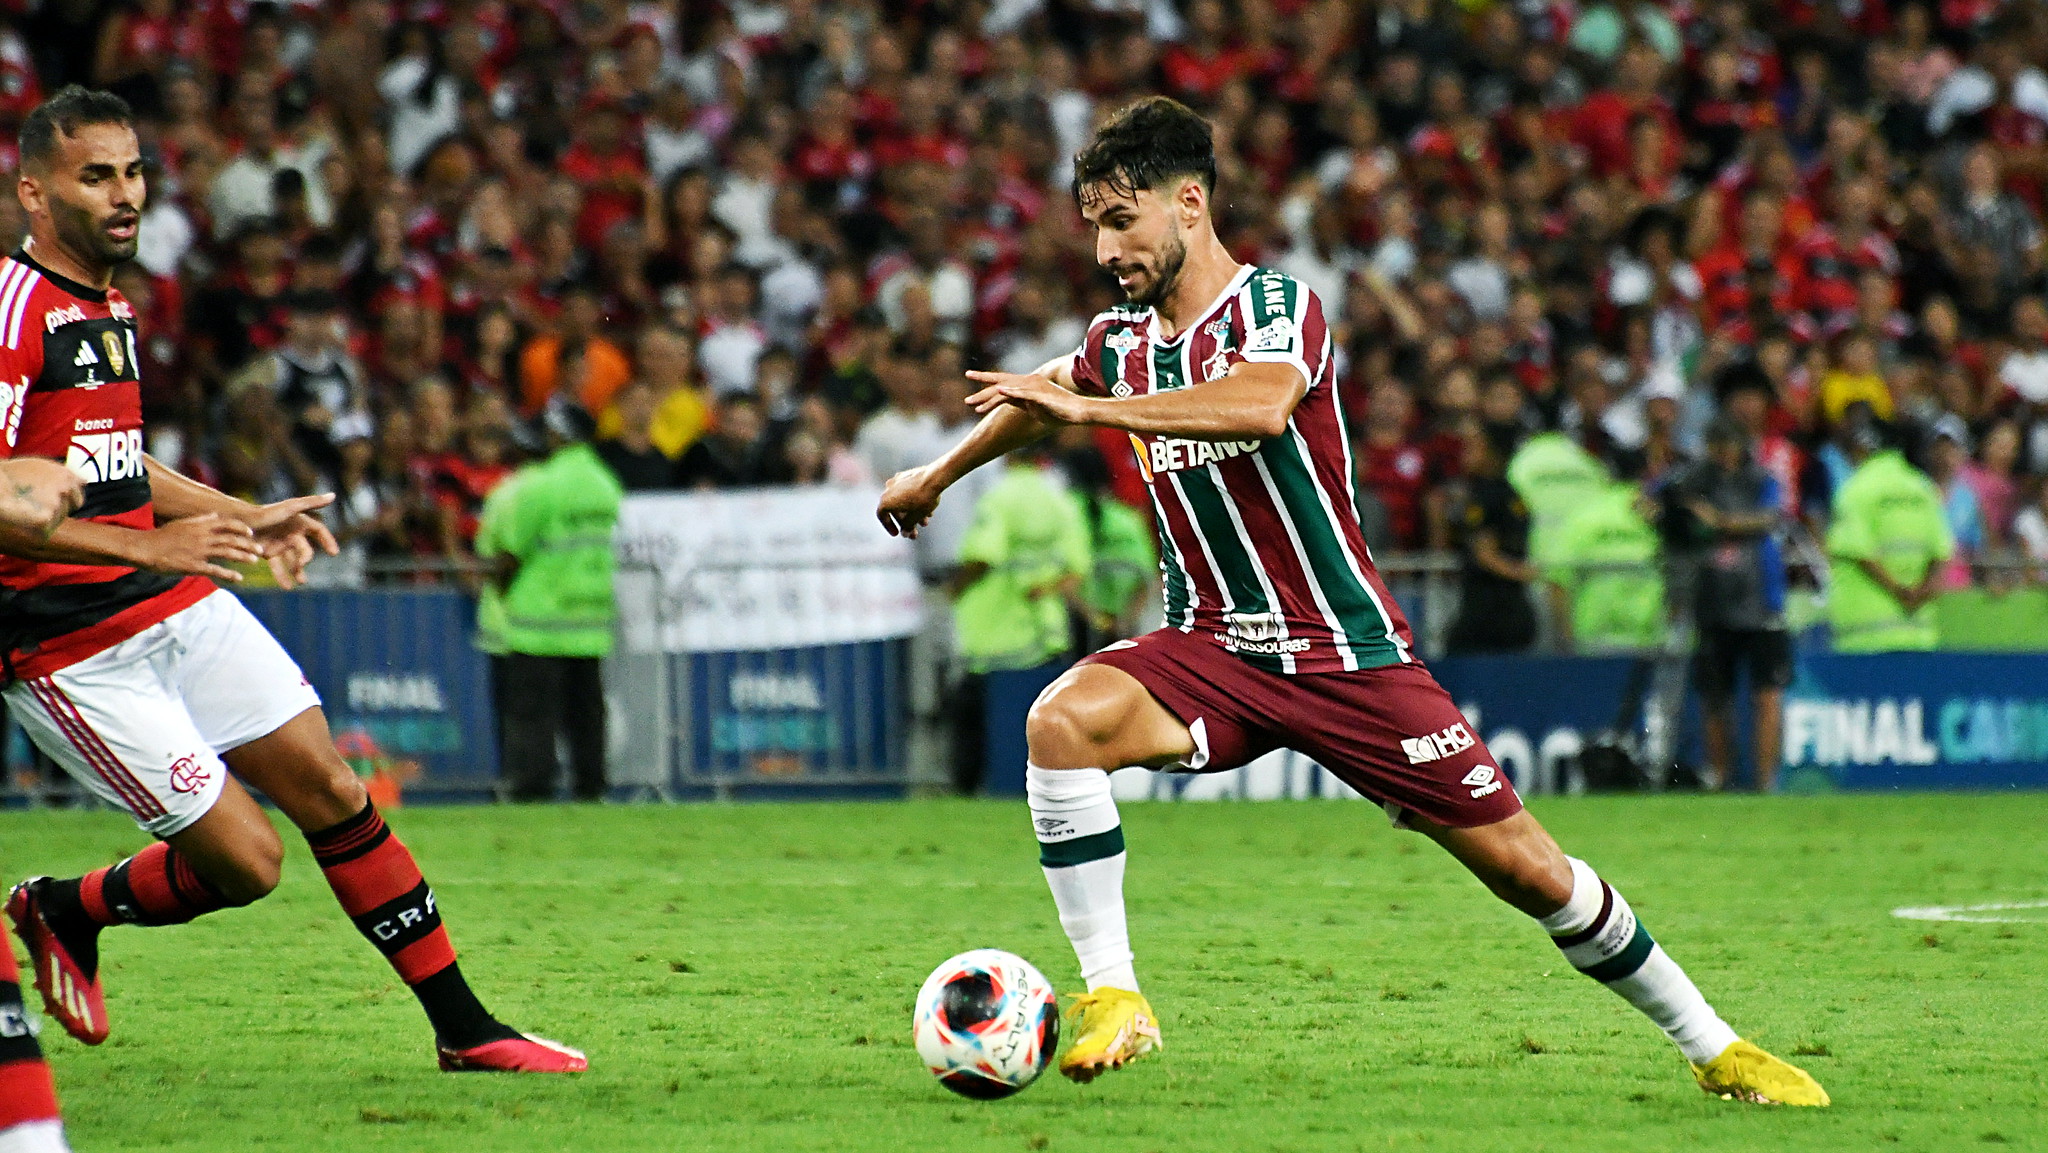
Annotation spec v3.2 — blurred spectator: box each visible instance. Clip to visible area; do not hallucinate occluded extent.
[595,379,678,492]
[1447,426,1539,655]
[1540,481,1666,654]
[1826,421,1953,653]
[231,290,368,490]
[476,403,623,802]
[1666,417,1790,792]
[519,283,632,417]
[2016,481,2048,578]
[1925,416,1985,588]
[677,393,784,489]
[1962,420,2024,549]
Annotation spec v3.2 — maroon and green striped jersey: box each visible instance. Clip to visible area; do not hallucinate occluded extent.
[1069,264,1414,675]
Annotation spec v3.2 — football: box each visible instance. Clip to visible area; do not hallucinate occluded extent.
[911,949,1061,1099]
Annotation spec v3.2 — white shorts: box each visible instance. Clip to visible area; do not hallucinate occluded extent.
[4,589,322,837]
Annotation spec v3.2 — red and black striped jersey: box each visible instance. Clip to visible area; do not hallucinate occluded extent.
[0,247,210,679]
[1070,264,1414,675]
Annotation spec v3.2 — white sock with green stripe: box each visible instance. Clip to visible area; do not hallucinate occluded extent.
[1539,857,1739,1064]
[1027,765,1138,993]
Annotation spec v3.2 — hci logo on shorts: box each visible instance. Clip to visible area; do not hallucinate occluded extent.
[1401,722,1475,765]
[167,755,212,794]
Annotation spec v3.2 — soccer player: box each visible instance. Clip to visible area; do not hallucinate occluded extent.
[0,87,584,1072]
[877,98,1827,1105]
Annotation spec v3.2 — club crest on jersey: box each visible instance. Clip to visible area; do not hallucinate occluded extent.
[43,304,87,332]
[1201,349,1232,382]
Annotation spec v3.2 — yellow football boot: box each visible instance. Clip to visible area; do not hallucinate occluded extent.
[1058,988,1162,1082]
[1691,1040,1831,1106]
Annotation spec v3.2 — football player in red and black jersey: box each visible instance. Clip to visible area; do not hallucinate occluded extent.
[0,87,584,1074]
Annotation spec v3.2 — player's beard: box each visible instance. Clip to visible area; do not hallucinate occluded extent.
[1120,232,1188,309]
[49,193,140,273]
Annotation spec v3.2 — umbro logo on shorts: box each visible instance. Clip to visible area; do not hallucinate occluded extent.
[1462,765,1503,799]
[1401,723,1475,765]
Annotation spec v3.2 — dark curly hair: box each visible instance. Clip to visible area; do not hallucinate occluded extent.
[1072,96,1217,204]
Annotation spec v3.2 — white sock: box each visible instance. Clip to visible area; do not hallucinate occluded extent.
[1027,764,1138,993]
[0,1120,71,1153]
[1539,857,1740,1065]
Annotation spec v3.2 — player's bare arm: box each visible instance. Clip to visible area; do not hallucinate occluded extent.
[145,455,338,588]
[966,359,1306,441]
[875,355,1068,539]
[0,507,263,582]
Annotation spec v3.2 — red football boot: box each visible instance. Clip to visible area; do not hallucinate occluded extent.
[437,1033,588,1073]
[6,878,109,1046]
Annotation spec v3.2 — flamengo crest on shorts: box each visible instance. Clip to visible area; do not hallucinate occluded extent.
[1069,266,1414,676]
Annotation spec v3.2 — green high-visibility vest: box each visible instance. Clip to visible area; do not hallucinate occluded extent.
[476,443,623,657]
[1826,450,1953,653]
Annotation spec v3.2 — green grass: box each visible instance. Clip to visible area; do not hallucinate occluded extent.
[4,794,2045,1153]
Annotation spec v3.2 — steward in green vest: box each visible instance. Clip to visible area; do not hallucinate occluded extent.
[476,403,624,800]
[1826,433,1952,654]
[1539,481,1666,653]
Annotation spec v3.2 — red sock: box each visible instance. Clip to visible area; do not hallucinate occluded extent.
[76,841,229,927]
[0,935,63,1133]
[306,803,504,1046]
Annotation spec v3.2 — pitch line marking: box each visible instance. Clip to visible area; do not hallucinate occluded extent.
[1891,899,2048,924]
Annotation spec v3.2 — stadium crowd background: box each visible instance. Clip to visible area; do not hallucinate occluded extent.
[5,0,2048,605]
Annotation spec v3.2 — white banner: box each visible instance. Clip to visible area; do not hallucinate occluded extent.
[614,487,923,652]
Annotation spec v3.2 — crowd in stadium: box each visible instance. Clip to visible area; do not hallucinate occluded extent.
[6,0,2048,591]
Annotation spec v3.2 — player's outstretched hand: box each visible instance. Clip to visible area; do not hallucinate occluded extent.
[965,370,1093,426]
[0,458,84,537]
[877,465,943,539]
[243,493,340,590]
[133,513,264,583]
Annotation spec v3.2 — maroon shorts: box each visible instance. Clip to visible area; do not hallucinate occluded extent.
[1080,628,1524,828]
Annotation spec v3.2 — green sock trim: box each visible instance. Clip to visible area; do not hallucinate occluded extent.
[1581,924,1657,984]
[1038,826,1125,868]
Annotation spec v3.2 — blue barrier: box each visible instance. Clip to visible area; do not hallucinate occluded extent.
[236,589,499,793]
[675,640,908,785]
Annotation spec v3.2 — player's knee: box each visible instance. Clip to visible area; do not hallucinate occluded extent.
[1486,851,1574,918]
[305,752,370,819]
[1025,674,1132,767]
[209,830,285,906]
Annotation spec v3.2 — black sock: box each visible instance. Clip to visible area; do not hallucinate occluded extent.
[412,962,518,1049]
[26,877,101,980]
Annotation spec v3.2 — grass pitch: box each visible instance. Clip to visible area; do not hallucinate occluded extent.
[4,792,2043,1153]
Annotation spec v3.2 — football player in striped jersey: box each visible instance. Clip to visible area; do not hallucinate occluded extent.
[879,97,1825,1105]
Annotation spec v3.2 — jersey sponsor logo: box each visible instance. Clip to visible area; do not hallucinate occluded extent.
[65,428,144,483]
[1402,722,1476,765]
[109,298,133,321]
[1142,437,1263,476]
[43,303,87,333]
[0,376,25,448]
[1219,612,1311,655]
[1103,328,1142,355]
[1243,314,1297,354]
[1461,763,1503,799]
[166,755,212,794]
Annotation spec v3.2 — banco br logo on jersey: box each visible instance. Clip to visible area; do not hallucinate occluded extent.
[66,427,144,483]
